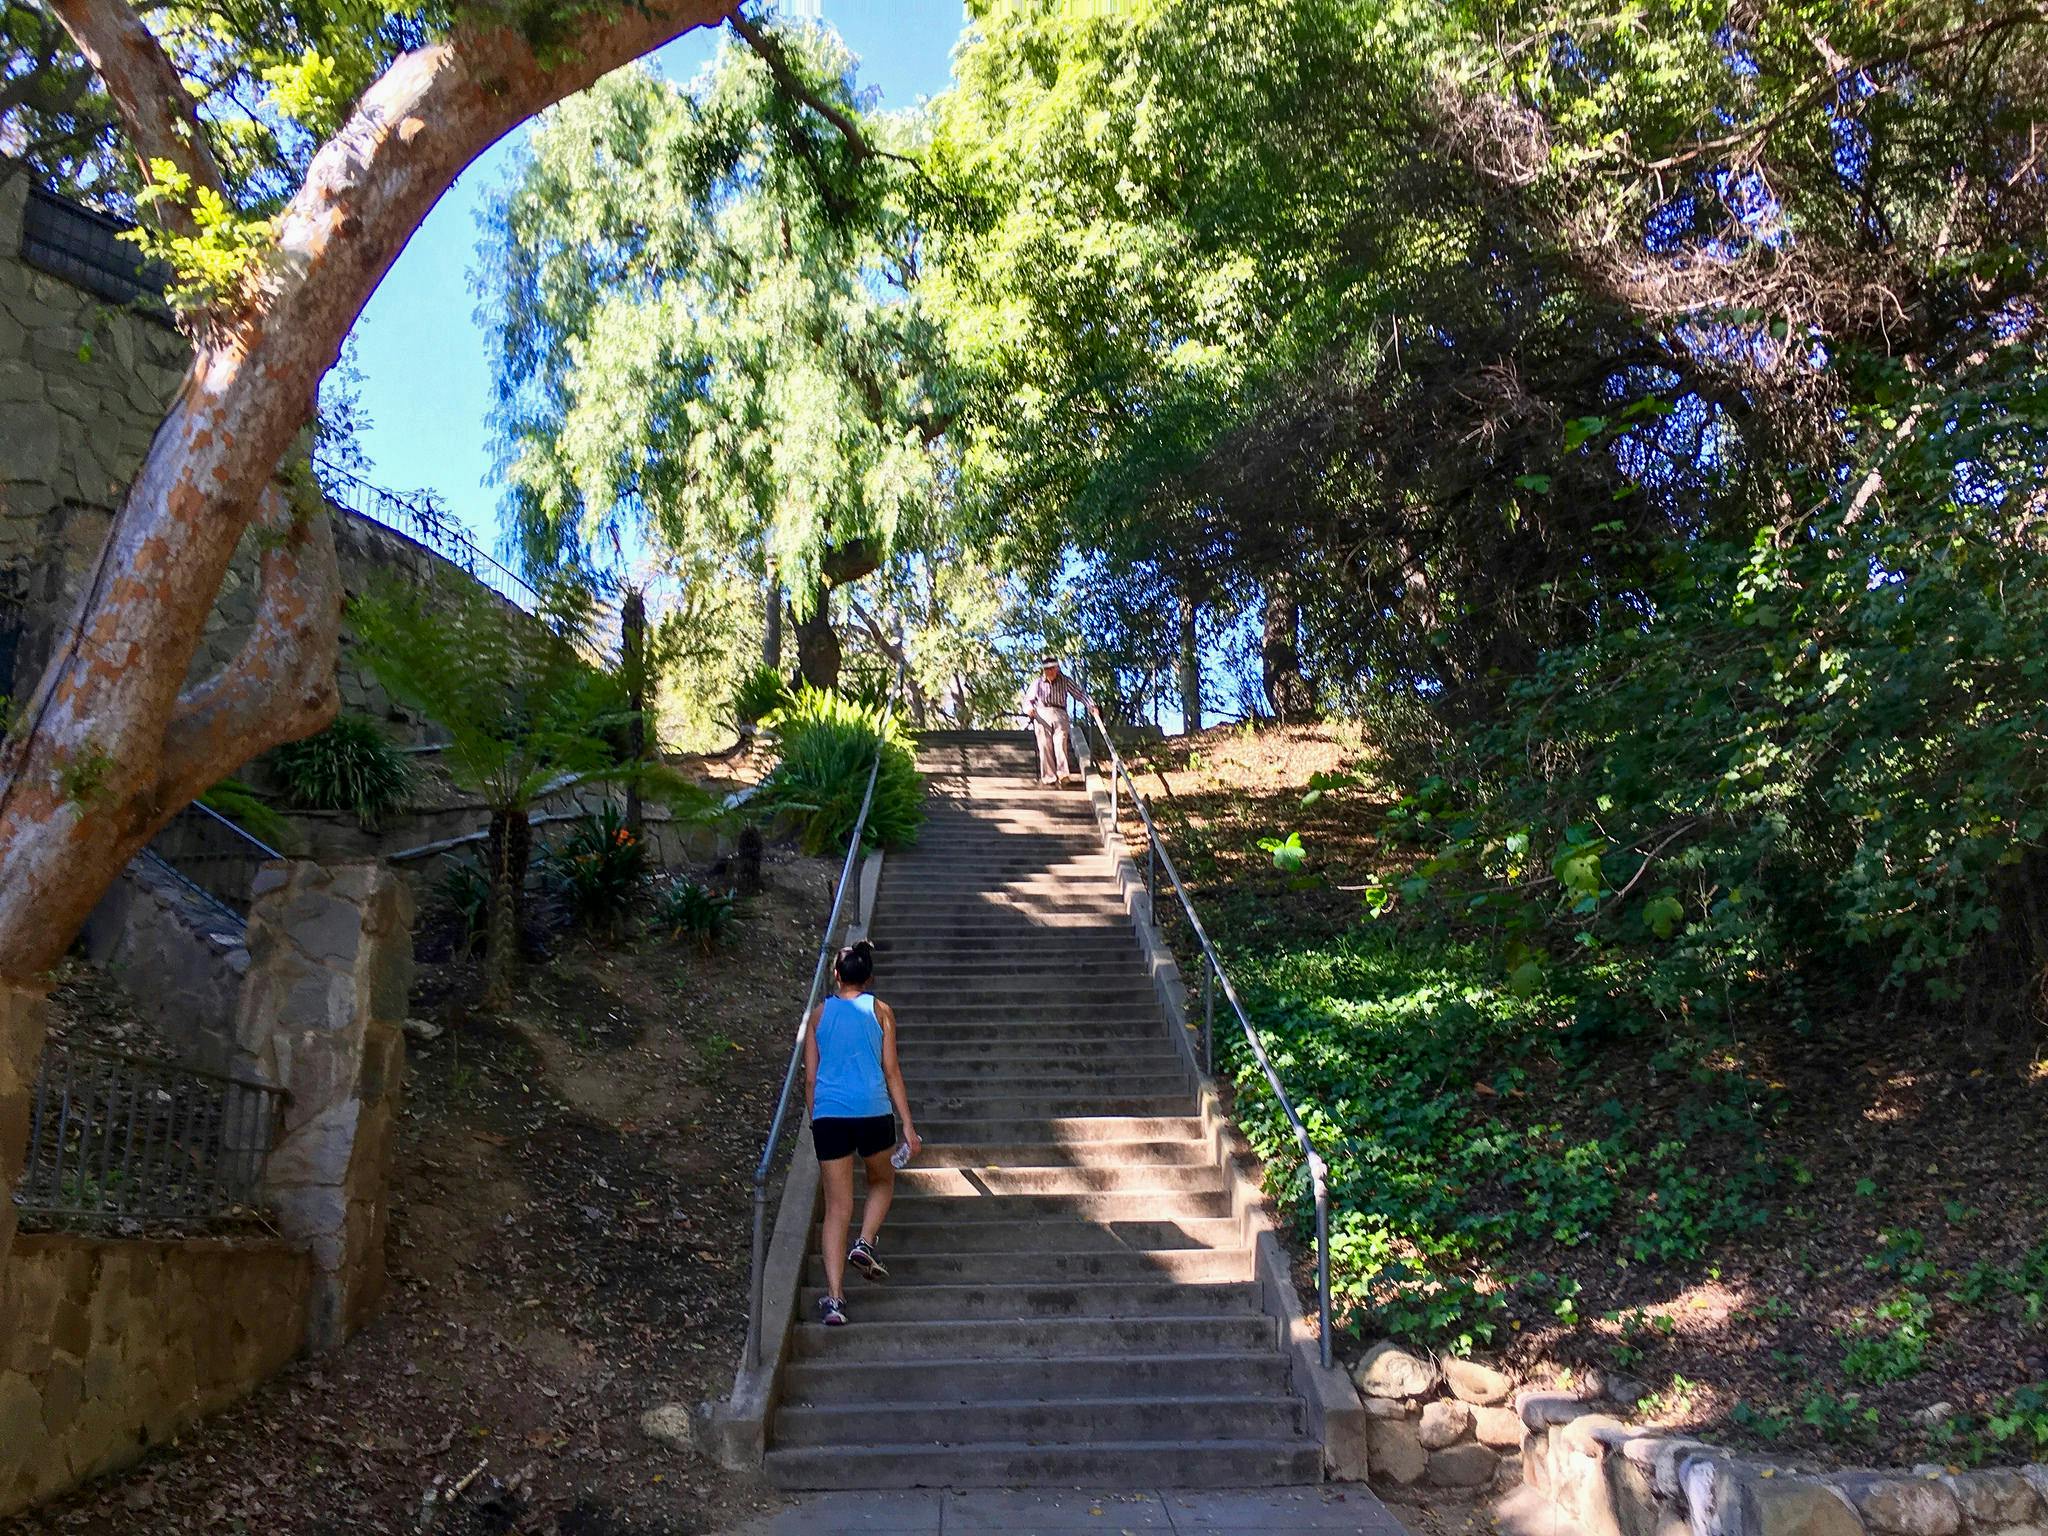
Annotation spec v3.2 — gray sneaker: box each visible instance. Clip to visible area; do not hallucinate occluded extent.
[848,1238,888,1282]
[817,1294,847,1326]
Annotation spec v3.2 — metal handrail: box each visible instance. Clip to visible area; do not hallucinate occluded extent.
[744,659,909,1368]
[1080,710,1337,1370]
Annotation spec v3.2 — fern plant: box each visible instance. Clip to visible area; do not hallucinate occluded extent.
[268,713,415,827]
[729,664,792,730]
[654,876,737,953]
[539,803,649,936]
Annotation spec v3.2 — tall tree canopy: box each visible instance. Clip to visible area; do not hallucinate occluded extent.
[477,29,960,694]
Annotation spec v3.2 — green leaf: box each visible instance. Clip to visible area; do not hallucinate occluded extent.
[1641,894,1684,939]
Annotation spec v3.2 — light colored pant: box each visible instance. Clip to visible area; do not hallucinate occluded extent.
[1030,706,1077,782]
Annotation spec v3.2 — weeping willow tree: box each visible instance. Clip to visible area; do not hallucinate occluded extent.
[476,24,958,694]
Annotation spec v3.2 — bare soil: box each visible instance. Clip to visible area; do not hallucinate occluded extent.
[1119,723,2048,1467]
[6,846,835,1536]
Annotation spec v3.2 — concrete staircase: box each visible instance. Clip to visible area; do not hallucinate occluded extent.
[762,730,1324,1490]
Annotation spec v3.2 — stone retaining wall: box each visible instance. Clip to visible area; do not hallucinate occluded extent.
[1350,1338,2048,1536]
[1520,1391,2048,1536]
[0,175,523,748]
[80,854,249,1074]
[0,1232,311,1516]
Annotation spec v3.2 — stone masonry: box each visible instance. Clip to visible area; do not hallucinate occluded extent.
[0,175,500,746]
[0,1232,310,1516]
[238,860,411,1349]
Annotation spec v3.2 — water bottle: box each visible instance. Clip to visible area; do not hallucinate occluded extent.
[891,1140,913,1170]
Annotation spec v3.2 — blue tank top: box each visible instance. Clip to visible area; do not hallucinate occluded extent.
[812,993,891,1120]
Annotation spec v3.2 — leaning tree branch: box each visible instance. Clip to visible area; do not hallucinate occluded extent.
[156,481,341,806]
[44,0,225,224]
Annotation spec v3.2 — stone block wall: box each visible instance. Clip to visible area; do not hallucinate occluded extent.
[0,176,531,748]
[0,1232,310,1516]
[80,854,249,1074]
[1519,1391,2048,1536]
[1353,1340,1528,1498]
[238,860,411,1349]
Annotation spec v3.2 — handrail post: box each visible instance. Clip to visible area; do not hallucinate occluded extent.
[1312,1153,1334,1369]
[1202,962,1215,1074]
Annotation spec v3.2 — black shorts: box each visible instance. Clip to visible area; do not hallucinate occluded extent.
[812,1114,896,1162]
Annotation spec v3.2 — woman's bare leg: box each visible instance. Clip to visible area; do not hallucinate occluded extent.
[819,1154,855,1298]
[858,1148,896,1245]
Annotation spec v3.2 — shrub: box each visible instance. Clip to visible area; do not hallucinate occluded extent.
[729,664,792,729]
[436,851,492,955]
[654,876,737,953]
[539,803,648,934]
[760,686,924,855]
[199,778,297,852]
[268,713,416,826]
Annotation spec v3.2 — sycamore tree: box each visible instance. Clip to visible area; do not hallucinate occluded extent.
[478,27,955,694]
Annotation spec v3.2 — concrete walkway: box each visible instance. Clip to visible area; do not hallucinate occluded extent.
[718,1485,1413,1536]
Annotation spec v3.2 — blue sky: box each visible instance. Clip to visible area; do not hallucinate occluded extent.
[343,2,968,560]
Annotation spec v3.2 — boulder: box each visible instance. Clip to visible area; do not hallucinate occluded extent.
[1365,1414,1428,1486]
[1354,1340,1440,1400]
[1834,1474,1960,1536]
[637,1403,697,1454]
[1747,1478,1864,1536]
[1444,1356,1516,1406]
[1521,1389,1597,1429]
[1560,1413,1631,1460]
[1474,1403,1527,1448]
[1363,1396,1420,1420]
[1940,1471,2039,1528]
[1420,1399,1474,1450]
[1909,1403,1957,1430]
[1427,1442,1501,1490]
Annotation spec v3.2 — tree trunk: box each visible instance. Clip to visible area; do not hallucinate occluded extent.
[1262,581,1317,724]
[621,587,647,841]
[0,0,732,1000]
[485,806,532,944]
[483,807,530,1009]
[762,571,783,670]
[734,821,763,898]
[1176,593,1203,735]
[794,583,841,692]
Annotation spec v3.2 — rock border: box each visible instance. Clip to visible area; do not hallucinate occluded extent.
[1348,1338,2048,1536]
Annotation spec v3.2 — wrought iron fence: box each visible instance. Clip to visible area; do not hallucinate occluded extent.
[19,188,172,315]
[12,1045,288,1227]
[146,801,281,926]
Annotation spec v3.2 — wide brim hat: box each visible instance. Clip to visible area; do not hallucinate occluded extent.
[1037,655,1061,669]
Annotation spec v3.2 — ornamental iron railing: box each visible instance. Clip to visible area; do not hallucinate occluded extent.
[12,1045,287,1228]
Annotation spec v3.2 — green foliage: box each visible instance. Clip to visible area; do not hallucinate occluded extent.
[730,665,793,729]
[1927,1384,2048,1464]
[1799,1390,1879,1445]
[654,877,738,954]
[436,853,491,956]
[1219,926,1777,1349]
[759,686,925,856]
[350,577,634,817]
[538,804,648,936]
[1837,1292,1934,1384]
[267,713,415,826]
[198,777,295,852]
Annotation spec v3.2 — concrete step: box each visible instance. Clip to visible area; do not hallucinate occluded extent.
[796,1279,1261,1323]
[881,1137,1207,1168]
[789,1314,1276,1362]
[781,1350,1290,1406]
[763,1437,1322,1490]
[878,896,1130,917]
[876,1190,1228,1224]
[773,1393,1304,1449]
[801,1248,1252,1286]
[888,987,1163,1011]
[905,1024,1179,1048]
[915,1115,1205,1144]
[909,1094,1192,1119]
[900,1066,1188,1095]
[873,912,1133,934]
[894,1039,1182,1065]
[875,933,1136,954]
[872,1163,1221,1199]
[840,1216,1245,1254]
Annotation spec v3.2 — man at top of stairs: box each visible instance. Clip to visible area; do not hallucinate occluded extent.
[1018,657,1101,790]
